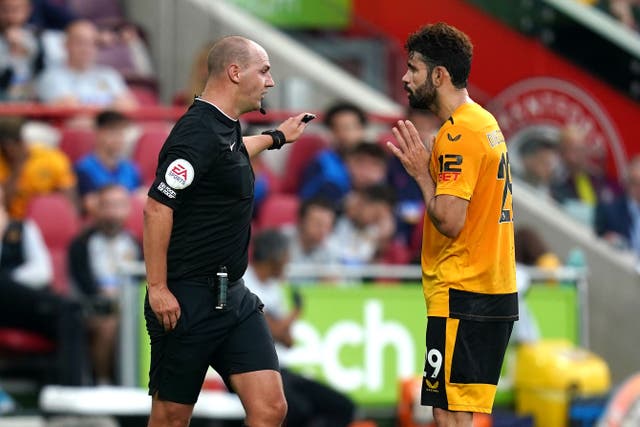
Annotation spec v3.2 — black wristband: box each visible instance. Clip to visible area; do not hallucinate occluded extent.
[261,129,287,150]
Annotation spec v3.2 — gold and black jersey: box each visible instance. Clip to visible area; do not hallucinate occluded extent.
[421,102,518,320]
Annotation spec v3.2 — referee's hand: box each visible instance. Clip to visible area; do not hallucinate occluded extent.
[276,112,313,144]
[148,285,181,331]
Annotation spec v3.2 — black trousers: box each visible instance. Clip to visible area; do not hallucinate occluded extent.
[281,368,355,427]
[0,280,88,385]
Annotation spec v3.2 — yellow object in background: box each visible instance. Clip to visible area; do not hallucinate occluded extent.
[514,340,610,427]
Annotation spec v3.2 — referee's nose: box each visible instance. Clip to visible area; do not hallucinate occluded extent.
[266,72,275,88]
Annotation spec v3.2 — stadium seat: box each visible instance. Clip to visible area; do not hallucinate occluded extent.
[0,328,55,354]
[255,194,300,230]
[280,134,329,194]
[133,125,171,185]
[27,194,81,294]
[129,84,160,106]
[59,127,96,163]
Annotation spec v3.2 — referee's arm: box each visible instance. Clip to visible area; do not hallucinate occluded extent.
[143,197,181,331]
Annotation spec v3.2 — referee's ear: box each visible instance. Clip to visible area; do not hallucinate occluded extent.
[228,64,241,84]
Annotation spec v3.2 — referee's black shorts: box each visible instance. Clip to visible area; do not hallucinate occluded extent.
[144,278,279,404]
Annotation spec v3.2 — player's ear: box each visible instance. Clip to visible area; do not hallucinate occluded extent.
[228,64,241,84]
[432,66,448,87]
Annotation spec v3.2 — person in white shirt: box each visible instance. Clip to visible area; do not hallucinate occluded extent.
[37,19,137,109]
[244,229,355,427]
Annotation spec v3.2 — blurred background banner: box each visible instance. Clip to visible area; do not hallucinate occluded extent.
[227,0,353,29]
[135,280,579,407]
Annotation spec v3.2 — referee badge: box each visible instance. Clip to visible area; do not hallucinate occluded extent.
[165,159,195,189]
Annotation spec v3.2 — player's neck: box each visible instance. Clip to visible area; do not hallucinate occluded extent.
[436,89,472,122]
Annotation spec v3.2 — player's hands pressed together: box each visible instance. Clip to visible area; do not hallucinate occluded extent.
[148,285,181,331]
[277,112,314,144]
[387,120,434,187]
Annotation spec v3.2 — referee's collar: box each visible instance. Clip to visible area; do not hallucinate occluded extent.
[195,97,238,123]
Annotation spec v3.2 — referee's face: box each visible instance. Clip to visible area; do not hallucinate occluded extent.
[239,43,275,114]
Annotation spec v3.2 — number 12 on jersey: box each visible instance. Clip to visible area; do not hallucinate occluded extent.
[497,152,513,223]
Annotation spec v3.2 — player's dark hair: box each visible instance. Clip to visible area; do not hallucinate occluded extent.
[323,101,368,129]
[298,197,336,220]
[95,110,129,129]
[252,229,290,263]
[405,22,473,89]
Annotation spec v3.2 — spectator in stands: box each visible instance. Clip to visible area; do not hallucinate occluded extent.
[36,19,138,109]
[387,108,439,244]
[0,185,87,385]
[345,142,388,191]
[515,226,562,270]
[329,184,397,266]
[595,155,640,252]
[299,101,368,202]
[551,124,617,224]
[283,197,338,283]
[244,229,355,427]
[75,110,142,215]
[27,0,76,31]
[68,184,141,384]
[518,137,559,198]
[0,0,46,101]
[0,116,77,219]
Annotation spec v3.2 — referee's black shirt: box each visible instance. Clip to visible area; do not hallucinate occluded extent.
[148,99,254,282]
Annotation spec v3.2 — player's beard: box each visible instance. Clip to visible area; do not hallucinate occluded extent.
[407,72,438,113]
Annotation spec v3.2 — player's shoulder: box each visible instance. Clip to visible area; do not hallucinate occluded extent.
[438,102,503,147]
[445,102,497,132]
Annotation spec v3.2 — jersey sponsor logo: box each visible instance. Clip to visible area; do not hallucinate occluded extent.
[447,133,461,142]
[424,379,439,391]
[488,77,625,180]
[165,159,195,190]
[157,181,176,199]
[486,129,505,148]
[437,154,462,182]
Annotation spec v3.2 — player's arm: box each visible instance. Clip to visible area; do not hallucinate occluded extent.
[243,112,312,158]
[143,196,180,331]
[387,120,469,238]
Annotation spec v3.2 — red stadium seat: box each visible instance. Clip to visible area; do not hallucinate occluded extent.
[0,328,55,354]
[281,134,329,194]
[59,127,96,163]
[256,194,300,230]
[133,124,171,185]
[27,194,80,294]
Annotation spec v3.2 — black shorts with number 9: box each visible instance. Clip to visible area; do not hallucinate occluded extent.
[421,316,513,414]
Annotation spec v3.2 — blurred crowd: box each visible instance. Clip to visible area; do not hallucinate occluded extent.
[0,0,638,413]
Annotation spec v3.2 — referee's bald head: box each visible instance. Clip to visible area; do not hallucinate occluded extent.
[207,36,259,77]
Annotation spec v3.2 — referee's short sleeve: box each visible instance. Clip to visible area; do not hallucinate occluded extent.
[148,117,218,209]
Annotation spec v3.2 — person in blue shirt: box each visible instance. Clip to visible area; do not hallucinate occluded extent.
[75,110,141,215]
[299,101,368,203]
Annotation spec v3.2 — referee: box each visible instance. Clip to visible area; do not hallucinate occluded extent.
[143,36,311,427]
